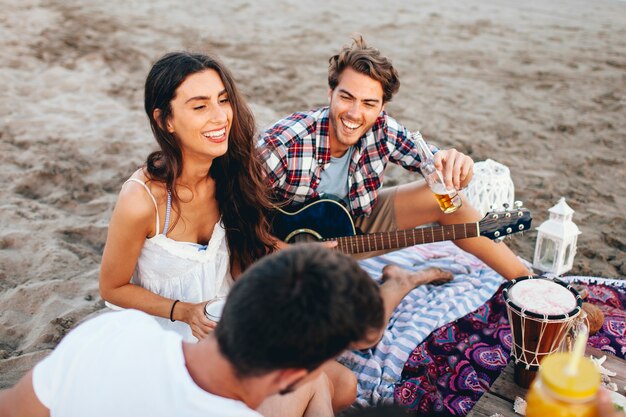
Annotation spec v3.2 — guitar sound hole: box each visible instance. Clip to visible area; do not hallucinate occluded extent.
[289,233,322,244]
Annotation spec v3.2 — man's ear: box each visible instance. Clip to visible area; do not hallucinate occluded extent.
[272,368,309,393]
[153,108,174,133]
[328,88,333,103]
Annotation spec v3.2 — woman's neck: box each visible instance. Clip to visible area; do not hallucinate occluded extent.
[178,156,214,189]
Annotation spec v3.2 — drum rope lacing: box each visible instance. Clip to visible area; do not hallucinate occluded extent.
[510,310,579,369]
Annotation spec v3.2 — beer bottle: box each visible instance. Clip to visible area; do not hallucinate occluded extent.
[414,132,462,214]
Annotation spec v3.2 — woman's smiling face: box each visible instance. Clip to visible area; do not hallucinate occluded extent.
[165,69,233,161]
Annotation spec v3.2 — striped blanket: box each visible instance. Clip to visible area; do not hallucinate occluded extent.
[338,241,510,406]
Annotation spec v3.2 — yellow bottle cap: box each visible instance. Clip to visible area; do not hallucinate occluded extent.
[540,352,601,400]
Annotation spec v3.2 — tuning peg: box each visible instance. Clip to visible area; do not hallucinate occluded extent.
[490,204,498,212]
[494,237,505,243]
[514,201,523,209]
[502,203,510,210]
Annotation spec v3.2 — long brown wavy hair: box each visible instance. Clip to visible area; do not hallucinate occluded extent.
[144,51,275,272]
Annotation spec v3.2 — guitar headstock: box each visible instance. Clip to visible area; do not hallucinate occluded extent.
[479,202,532,241]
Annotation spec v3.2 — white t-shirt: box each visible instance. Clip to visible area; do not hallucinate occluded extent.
[32,310,261,417]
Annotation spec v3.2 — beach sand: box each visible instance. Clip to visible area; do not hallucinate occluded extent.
[1,0,625,388]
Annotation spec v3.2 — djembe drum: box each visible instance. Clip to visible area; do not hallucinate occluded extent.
[503,276,583,388]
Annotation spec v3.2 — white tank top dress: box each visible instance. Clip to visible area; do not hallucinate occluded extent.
[108,178,233,342]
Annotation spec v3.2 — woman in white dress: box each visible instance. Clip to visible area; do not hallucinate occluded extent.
[99,52,362,417]
[99,52,276,342]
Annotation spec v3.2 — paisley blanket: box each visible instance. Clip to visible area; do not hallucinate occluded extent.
[339,241,507,405]
[395,277,625,416]
[340,242,626,415]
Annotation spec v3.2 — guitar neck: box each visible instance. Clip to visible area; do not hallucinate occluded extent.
[332,222,480,255]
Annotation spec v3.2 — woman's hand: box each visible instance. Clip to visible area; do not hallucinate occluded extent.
[174,301,217,340]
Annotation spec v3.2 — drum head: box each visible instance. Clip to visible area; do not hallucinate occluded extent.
[503,276,582,320]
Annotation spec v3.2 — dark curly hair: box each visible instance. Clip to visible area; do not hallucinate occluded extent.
[216,244,385,377]
[144,51,275,271]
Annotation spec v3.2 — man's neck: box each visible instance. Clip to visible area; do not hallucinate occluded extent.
[327,127,350,158]
[330,145,350,159]
[183,336,270,409]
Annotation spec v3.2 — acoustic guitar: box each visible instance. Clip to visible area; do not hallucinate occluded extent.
[272,198,532,255]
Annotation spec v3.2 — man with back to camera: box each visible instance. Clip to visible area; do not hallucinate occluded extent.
[0,244,384,417]
[258,37,532,336]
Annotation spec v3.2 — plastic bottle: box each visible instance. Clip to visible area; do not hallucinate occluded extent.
[414,132,462,213]
[526,352,600,417]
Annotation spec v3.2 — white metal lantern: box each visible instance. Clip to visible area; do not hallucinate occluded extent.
[465,159,515,216]
[533,197,581,276]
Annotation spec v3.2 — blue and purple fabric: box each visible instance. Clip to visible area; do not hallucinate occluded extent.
[345,242,626,416]
[339,241,508,405]
[395,278,626,416]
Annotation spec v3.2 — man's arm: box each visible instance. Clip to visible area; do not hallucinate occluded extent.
[384,117,436,170]
[386,119,473,190]
[0,370,50,417]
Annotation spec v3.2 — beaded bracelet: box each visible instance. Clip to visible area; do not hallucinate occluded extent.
[169,299,180,322]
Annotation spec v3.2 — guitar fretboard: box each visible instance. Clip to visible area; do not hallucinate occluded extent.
[330,223,479,255]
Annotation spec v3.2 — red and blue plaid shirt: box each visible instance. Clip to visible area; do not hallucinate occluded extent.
[257,107,437,218]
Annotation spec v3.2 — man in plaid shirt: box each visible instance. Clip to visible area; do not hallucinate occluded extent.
[258,37,529,277]
[258,36,530,310]
[258,37,533,408]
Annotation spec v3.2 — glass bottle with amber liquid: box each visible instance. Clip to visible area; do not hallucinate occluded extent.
[414,133,462,214]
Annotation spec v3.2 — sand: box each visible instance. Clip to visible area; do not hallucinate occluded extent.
[1,0,625,388]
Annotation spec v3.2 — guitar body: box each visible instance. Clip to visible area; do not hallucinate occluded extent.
[272,199,356,243]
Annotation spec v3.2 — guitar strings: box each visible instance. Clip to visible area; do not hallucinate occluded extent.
[332,223,479,254]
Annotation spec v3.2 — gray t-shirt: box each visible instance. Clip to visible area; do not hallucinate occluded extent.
[317,147,354,200]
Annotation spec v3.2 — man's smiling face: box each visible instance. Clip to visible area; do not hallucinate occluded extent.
[327,67,385,157]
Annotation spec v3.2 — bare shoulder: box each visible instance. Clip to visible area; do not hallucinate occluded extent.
[113,170,164,231]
